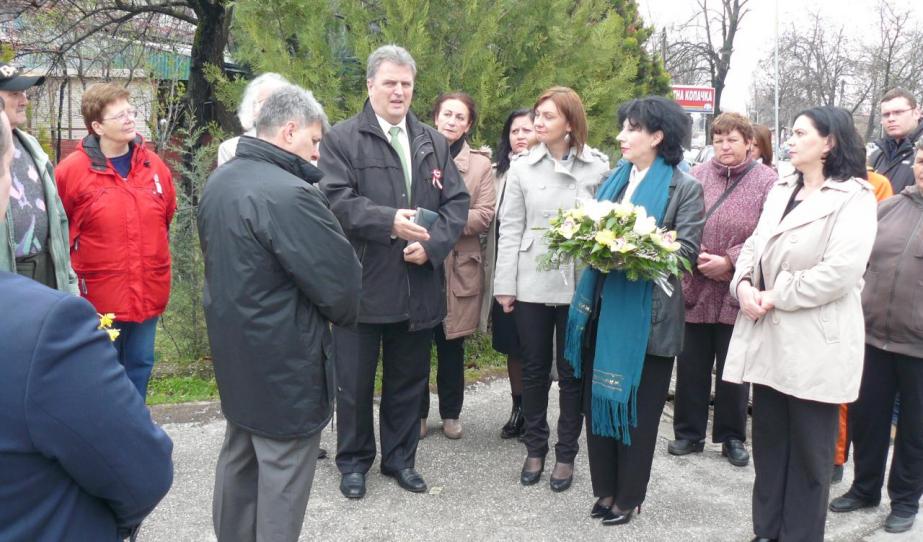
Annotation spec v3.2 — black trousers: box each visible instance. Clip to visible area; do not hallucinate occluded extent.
[420,326,465,420]
[849,345,923,516]
[514,302,583,463]
[673,322,749,443]
[751,384,838,542]
[584,347,674,509]
[334,321,432,474]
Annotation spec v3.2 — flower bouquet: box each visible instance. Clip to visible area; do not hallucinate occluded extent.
[537,199,691,294]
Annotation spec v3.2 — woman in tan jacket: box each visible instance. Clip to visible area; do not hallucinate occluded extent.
[420,92,496,439]
[724,106,878,542]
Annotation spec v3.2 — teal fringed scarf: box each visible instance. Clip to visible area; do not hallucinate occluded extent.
[564,156,673,445]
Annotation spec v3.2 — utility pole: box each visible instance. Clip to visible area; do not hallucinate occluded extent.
[774,0,780,152]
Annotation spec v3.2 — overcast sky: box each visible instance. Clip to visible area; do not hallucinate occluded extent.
[636,0,923,113]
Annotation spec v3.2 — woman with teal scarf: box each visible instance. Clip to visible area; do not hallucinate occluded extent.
[569,97,704,526]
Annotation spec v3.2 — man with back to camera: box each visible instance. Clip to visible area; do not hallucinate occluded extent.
[869,88,923,193]
[198,84,362,541]
[319,44,469,499]
[0,97,174,541]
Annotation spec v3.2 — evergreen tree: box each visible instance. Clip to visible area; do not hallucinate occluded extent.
[227,0,669,153]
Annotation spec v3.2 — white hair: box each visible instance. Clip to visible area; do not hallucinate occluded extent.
[237,72,290,131]
[366,45,417,80]
[255,84,329,137]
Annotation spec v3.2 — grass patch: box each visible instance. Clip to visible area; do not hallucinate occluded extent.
[147,331,510,405]
[147,376,218,405]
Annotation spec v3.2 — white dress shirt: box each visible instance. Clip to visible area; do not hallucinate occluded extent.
[621,165,650,203]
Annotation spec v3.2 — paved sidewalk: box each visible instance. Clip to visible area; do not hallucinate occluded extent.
[142,378,920,541]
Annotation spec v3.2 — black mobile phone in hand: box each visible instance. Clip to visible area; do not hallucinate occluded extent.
[412,207,439,231]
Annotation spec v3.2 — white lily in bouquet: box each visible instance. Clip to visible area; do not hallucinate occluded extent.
[537,199,691,295]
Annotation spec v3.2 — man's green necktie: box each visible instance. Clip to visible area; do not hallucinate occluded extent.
[388,126,412,197]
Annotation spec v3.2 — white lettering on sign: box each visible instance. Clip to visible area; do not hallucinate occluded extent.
[675,89,713,101]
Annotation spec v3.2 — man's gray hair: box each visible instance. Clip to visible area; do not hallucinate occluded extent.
[237,72,290,131]
[366,45,417,80]
[255,84,329,137]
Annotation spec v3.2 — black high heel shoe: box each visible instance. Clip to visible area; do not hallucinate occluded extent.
[601,504,640,526]
[590,498,612,518]
[520,456,545,486]
[549,462,574,492]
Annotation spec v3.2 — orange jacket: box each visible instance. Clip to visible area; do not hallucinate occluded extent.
[867,168,894,202]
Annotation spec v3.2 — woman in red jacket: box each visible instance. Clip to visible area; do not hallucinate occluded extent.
[55,83,176,399]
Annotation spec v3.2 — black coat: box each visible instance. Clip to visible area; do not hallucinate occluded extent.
[870,120,923,193]
[197,136,361,439]
[318,101,470,330]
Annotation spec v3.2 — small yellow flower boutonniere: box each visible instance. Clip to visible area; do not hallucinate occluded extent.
[98,313,120,342]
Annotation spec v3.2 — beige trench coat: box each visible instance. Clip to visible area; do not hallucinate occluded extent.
[443,142,496,339]
[723,175,877,404]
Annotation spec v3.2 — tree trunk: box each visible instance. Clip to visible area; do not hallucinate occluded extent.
[187,1,235,133]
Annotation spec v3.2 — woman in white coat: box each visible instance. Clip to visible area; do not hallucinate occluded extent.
[494,87,609,490]
[724,106,878,542]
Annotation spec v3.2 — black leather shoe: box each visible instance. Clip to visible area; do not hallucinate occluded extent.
[722,439,750,467]
[384,468,427,493]
[549,462,574,492]
[600,505,638,526]
[751,537,778,542]
[520,457,545,486]
[668,438,705,456]
[501,403,525,439]
[339,472,366,499]
[591,499,611,518]
[884,512,915,533]
[317,447,328,460]
[829,492,879,513]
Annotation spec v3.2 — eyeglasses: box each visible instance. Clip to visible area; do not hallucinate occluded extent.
[102,107,138,122]
[881,108,912,120]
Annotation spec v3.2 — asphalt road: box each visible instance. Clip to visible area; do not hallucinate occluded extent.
[142,378,920,541]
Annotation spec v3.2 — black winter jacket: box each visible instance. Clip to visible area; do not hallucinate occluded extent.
[197,136,361,439]
[319,101,469,330]
[870,120,923,193]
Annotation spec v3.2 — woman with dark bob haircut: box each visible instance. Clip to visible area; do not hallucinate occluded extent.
[565,95,704,525]
[723,106,878,541]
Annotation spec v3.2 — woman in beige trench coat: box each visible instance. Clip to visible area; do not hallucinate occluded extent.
[724,106,877,542]
[420,92,496,439]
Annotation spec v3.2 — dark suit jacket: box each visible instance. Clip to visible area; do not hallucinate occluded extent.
[0,272,173,541]
[319,100,470,330]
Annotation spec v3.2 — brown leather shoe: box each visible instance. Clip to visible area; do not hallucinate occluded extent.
[442,418,463,439]
[420,418,428,439]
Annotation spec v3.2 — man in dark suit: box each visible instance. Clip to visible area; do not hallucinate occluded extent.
[0,101,174,541]
[319,45,469,499]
